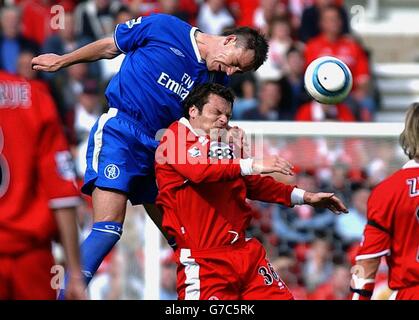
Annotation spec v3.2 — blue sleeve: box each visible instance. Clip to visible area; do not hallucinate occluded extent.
[113,15,161,53]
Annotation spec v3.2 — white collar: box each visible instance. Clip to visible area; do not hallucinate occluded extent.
[402,159,419,169]
[189,27,205,64]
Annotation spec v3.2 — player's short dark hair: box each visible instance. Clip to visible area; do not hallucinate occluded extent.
[223,27,269,71]
[399,102,419,159]
[183,83,235,119]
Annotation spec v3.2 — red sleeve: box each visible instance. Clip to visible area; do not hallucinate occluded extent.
[156,123,242,184]
[356,185,392,260]
[244,175,294,206]
[36,90,80,207]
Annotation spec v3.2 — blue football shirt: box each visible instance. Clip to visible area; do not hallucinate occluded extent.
[106,14,228,137]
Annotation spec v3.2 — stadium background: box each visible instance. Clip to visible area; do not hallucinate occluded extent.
[0,0,416,299]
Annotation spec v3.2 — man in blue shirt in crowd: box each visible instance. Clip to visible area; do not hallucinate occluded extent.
[32,13,278,298]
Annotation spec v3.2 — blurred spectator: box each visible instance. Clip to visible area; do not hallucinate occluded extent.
[65,79,103,177]
[242,80,285,120]
[89,248,123,299]
[295,101,355,122]
[20,0,59,46]
[71,79,103,144]
[43,11,91,60]
[155,0,193,23]
[160,261,177,300]
[290,173,335,237]
[287,0,314,31]
[227,0,259,27]
[42,12,94,80]
[299,0,349,43]
[267,17,295,73]
[304,5,371,99]
[335,187,369,246]
[74,0,122,41]
[231,74,258,119]
[126,0,157,16]
[272,204,314,248]
[99,7,132,81]
[253,0,288,35]
[16,49,51,95]
[197,0,235,36]
[271,251,308,299]
[53,63,89,120]
[319,163,353,205]
[302,236,334,291]
[280,46,311,119]
[309,263,351,299]
[0,5,39,74]
[257,16,299,81]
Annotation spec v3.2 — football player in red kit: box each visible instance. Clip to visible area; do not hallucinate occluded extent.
[0,71,85,299]
[155,83,348,300]
[352,103,419,300]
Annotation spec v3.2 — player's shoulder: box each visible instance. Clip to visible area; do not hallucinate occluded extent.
[370,168,405,197]
[167,120,181,131]
[146,13,191,27]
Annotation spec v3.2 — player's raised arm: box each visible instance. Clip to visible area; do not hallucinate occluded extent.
[31,37,120,72]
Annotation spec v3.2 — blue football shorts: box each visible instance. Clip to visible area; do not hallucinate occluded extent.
[82,108,159,205]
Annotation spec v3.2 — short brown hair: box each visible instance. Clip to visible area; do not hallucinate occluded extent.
[223,27,269,71]
[183,83,235,119]
[399,102,419,159]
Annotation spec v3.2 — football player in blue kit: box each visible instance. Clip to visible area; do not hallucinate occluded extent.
[32,13,273,298]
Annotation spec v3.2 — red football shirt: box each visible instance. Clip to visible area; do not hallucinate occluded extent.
[155,118,294,250]
[356,160,419,290]
[305,34,370,88]
[0,71,80,254]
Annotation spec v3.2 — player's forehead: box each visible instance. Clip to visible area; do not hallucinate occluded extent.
[204,94,231,113]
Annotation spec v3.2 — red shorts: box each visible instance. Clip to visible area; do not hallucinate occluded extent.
[0,246,56,300]
[175,238,294,300]
[395,284,419,300]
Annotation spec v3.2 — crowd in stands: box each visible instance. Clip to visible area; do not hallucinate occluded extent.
[1,0,395,300]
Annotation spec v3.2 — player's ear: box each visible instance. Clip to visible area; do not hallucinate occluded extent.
[189,105,198,119]
[224,34,237,46]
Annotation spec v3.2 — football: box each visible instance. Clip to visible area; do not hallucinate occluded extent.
[304,56,353,105]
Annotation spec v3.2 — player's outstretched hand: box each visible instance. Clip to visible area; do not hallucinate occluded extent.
[31,53,63,72]
[65,274,87,300]
[253,156,295,176]
[303,192,348,214]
